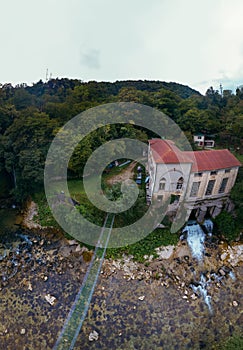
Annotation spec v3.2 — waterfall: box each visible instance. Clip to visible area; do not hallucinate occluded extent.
[183,222,205,261]
[190,274,213,314]
[203,218,214,235]
[18,233,33,246]
[229,271,236,281]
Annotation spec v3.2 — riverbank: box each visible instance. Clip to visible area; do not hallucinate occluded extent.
[0,229,242,349]
[0,202,242,349]
[75,266,243,350]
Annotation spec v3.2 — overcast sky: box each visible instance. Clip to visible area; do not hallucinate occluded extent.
[1,0,243,94]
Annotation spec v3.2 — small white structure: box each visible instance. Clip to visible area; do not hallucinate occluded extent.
[194,134,215,148]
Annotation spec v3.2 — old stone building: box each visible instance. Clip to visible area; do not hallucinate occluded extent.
[147,139,241,223]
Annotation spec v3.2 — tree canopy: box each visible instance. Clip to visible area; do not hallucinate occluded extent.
[0,78,242,201]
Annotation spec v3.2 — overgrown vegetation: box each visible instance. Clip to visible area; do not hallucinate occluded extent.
[0,79,242,201]
[216,334,243,350]
[106,228,178,262]
[33,178,106,229]
[0,78,242,247]
[32,166,179,260]
[230,165,243,237]
[214,211,239,241]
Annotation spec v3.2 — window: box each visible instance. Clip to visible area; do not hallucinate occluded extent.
[194,172,203,177]
[190,182,201,197]
[205,140,214,147]
[159,178,166,190]
[198,136,202,139]
[225,169,231,173]
[176,177,184,190]
[205,180,215,195]
[210,171,217,175]
[218,178,228,193]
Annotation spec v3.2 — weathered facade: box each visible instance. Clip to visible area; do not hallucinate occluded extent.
[147,139,241,223]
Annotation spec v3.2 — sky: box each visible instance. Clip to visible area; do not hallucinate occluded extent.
[1,0,243,94]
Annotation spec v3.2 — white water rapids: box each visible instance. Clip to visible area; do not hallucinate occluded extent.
[183,219,215,313]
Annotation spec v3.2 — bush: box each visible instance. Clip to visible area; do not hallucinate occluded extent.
[219,334,243,350]
[106,227,178,262]
[214,211,239,241]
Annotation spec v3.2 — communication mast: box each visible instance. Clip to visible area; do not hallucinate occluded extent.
[219,83,223,96]
[45,68,53,82]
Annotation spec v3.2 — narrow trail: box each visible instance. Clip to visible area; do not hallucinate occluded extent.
[53,214,115,350]
[106,161,137,185]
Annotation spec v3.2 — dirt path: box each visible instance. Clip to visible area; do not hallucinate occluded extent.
[106,161,137,185]
[22,201,42,229]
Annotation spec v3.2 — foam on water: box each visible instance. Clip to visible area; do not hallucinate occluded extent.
[190,274,213,314]
[203,218,214,234]
[183,222,205,261]
[229,271,236,281]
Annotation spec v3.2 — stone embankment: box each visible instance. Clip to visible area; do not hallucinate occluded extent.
[101,240,243,305]
[18,199,242,307]
[0,230,93,290]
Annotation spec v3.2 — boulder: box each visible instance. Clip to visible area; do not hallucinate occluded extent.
[89,330,99,341]
[155,245,175,260]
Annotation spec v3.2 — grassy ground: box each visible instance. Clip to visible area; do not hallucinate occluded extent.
[33,178,86,227]
[33,167,179,261]
[33,178,104,228]
[106,227,178,262]
[216,333,243,350]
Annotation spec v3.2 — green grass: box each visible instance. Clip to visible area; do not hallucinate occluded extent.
[44,178,84,198]
[106,227,178,262]
[32,191,60,227]
[215,334,243,350]
[232,151,243,164]
[34,171,179,261]
[33,178,105,227]
[33,179,85,227]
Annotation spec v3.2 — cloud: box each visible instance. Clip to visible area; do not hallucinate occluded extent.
[80,49,101,70]
[1,0,243,95]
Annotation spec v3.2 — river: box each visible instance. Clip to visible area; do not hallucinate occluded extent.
[0,208,242,349]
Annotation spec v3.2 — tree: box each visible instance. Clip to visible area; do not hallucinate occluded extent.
[1,110,58,200]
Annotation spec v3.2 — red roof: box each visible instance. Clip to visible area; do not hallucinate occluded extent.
[149,139,241,172]
[185,150,241,172]
[149,139,192,164]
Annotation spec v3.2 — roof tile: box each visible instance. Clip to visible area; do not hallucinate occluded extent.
[149,139,241,172]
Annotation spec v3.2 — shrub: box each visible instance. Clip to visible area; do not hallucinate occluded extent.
[214,211,239,241]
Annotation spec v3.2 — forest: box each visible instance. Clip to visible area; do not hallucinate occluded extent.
[0,79,242,218]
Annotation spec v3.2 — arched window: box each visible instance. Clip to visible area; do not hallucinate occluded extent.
[159,177,166,190]
[176,177,183,190]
